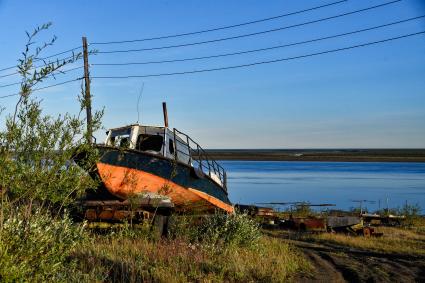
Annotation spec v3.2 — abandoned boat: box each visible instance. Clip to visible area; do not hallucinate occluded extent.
[73,104,233,227]
[90,123,233,213]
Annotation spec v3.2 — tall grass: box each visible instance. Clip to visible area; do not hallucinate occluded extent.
[74,234,310,282]
[304,226,425,255]
[0,210,309,282]
[70,213,309,282]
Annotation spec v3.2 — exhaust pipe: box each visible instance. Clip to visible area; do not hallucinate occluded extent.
[162,102,169,128]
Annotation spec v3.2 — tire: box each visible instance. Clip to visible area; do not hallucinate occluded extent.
[153,214,170,237]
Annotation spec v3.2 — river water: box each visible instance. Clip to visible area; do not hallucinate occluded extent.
[219,161,425,213]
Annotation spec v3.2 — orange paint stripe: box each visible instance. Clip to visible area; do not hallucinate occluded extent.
[97,162,233,213]
[188,188,234,213]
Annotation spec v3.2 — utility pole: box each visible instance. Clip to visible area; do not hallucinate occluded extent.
[82,37,92,143]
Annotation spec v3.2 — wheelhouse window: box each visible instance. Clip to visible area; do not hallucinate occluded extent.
[109,128,131,148]
[169,139,174,154]
[136,134,163,152]
[119,137,130,148]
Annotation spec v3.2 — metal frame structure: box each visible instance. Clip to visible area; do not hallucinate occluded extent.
[173,128,227,191]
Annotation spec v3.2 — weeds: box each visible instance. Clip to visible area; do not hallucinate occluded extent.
[168,212,261,249]
[73,233,309,282]
[0,208,86,282]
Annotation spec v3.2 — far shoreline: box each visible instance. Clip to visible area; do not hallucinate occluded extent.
[204,149,425,162]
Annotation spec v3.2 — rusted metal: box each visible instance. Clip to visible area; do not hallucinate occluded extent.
[363,227,372,237]
[327,216,361,228]
[75,194,174,224]
[79,199,174,208]
[361,213,406,226]
[235,204,275,217]
[83,205,154,223]
[290,217,327,232]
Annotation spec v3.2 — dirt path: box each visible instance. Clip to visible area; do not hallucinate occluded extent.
[266,232,425,282]
[297,249,345,283]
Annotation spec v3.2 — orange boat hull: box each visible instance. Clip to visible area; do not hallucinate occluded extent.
[97,162,234,213]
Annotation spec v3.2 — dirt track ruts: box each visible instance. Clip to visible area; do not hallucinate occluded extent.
[291,239,425,282]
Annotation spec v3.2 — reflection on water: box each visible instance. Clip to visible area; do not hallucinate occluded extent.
[220,161,425,213]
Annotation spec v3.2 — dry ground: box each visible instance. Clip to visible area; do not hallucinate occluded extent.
[266,227,425,282]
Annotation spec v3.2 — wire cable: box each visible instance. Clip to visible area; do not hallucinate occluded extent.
[2,31,422,99]
[0,78,83,99]
[0,53,83,80]
[36,46,82,61]
[96,0,402,54]
[91,0,347,45]
[92,15,423,67]
[0,66,84,88]
[0,72,19,79]
[0,65,18,73]
[90,31,425,79]
[0,82,20,88]
[0,46,82,74]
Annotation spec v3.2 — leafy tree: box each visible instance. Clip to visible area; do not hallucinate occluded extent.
[0,23,102,227]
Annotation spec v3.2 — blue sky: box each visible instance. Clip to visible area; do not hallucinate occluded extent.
[0,0,424,148]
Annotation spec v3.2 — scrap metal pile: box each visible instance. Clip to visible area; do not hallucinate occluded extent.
[235,203,405,237]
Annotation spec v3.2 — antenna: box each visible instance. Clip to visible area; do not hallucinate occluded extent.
[136,82,145,124]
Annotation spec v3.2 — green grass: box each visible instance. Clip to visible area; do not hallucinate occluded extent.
[301,226,425,256]
[1,210,310,282]
[72,234,310,282]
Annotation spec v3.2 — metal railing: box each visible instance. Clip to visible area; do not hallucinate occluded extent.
[172,128,227,191]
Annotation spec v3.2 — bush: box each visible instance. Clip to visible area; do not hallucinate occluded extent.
[0,208,86,282]
[398,203,421,226]
[167,214,200,241]
[169,212,261,249]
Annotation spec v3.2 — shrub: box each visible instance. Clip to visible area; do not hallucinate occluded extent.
[167,214,200,241]
[0,208,86,282]
[398,203,421,226]
[169,212,261,249]
[198,212,261,248]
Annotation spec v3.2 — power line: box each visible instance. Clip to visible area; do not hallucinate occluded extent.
[0,65,18,73]
[91,15,424,67]
[2,31,422,99]
[0,78,83,99]
[0,46,82,74]
[0,1,346,72]
[0,72,19,79]
[0,82,20,88]
[0,0,400,73]
[0,54,83,80]
[0,65,84,88]
[90,31,425,79]
[37,46,82,61]
[96,0,402,54]
[91,0,347,45]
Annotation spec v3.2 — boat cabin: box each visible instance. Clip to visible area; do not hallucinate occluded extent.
[106,125,190,164]
[104,124,227,189]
